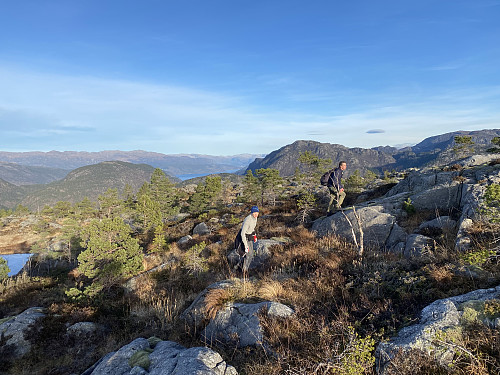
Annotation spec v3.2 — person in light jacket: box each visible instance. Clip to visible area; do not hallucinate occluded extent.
[234,205,259,272]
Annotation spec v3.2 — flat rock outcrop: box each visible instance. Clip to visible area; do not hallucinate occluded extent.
[203,301,295,348]
[181,280,295,348]
[0,307,45,358]
[376,285,500,374]
[83,337,237,375]
[312,205,406,249]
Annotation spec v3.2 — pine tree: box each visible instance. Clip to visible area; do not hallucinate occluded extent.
[77,217,143,296]
[98,188,122,218]
[53,201,73,219]
[136,185,163,230]
[0,257,10,280]
[150,224,167,253]
[256,168,283,206]
[61,218,82,260]
[296,190,316,223]
[188,176,222,214]
[298,151,332,177]
[74,197,97,220]
[487,137,500,153]
[453,135,475,157]
[150,168,178,218]
[241,170,261,204]
[345,169,365,193]
[122,184,136,212]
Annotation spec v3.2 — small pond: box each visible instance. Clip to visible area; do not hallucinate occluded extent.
[1,254,33,276]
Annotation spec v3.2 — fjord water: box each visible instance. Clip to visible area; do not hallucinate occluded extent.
[1,253,33,276]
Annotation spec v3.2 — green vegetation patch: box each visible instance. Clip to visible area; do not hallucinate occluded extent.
[129,349,153,370]
[147,336,162,348]
[459,299,500,325]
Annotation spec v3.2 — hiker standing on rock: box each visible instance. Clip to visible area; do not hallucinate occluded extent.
[327,161,347,216]
[234,205,259,273]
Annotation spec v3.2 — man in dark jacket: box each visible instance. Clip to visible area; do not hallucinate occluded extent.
[327,161,347,216]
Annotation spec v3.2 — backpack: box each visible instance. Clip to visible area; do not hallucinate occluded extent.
[320,169,333,186]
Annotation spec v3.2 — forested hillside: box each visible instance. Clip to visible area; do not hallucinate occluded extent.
[0,162,68,186]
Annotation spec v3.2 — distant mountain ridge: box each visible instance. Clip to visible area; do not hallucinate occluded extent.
[0,150,262,176]
[247,140,396,176]
[248,129,500,176]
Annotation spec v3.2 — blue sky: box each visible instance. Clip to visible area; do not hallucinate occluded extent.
[1,0,499,155]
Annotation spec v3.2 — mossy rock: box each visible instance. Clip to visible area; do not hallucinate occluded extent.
[461,307,480,324]
[147,336,162,348]
[0,316,13,325]
[129,350,152,370]
[458,299,484,312]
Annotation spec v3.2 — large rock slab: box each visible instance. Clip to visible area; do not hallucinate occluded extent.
[181,279,295,348]
[83,337,237,375]
[386,170,465,211]
[376,285,500,374]
[0,307,46,358]
[203,301,295,348]
[312,205,406,249]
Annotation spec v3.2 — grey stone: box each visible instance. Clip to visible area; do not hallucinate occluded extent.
[458,154,500,168]
[417,216,457,232]
[84,338,238,375]
[0,307,45,358]
[494,318,500,329]
[169,213,190,222]
[404,234,433,258]
[66,322,100,337]
[193,222,211,236]
[386,223,407,248]
[312,205,400,249]
[455,218,474,252]
[390,242,406,254]
[376,285,500,374]
[177,235,193,245]
[203,301,295,348]
[385,169,466,211]
[89,338,150,375]
[180,280,240,330]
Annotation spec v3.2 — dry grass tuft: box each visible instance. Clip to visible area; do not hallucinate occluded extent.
[258,279,284,301]
[204,288,234,320]
[427,264,454,283]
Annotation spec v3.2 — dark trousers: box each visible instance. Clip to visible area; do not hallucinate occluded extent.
[234,230,254,272]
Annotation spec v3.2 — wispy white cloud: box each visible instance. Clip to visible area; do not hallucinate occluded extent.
[0,65,499,154]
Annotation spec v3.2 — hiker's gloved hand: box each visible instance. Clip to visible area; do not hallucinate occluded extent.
[253,234,257,242]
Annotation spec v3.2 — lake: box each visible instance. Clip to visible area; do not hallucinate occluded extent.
[1,253,33,276]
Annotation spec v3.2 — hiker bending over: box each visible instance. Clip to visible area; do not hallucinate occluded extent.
[327,161,347,216]
[234,205,259,272]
